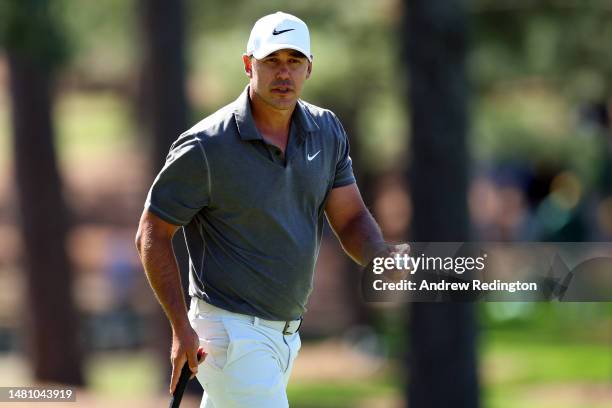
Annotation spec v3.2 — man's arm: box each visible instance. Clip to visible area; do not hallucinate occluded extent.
[135,209,201,394]
[324,184,391,266]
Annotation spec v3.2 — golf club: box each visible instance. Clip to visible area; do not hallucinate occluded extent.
[169,348,204,408]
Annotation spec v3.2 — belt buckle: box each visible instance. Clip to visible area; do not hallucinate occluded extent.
[282,317,303,335]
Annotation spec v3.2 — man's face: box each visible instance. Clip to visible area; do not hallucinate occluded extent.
[243,49,312,111]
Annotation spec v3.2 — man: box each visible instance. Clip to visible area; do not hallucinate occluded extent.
[135,11,409,408]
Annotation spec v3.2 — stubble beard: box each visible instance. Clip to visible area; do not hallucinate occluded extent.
[255,88,297,111]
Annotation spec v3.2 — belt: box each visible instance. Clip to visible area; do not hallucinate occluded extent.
[192,298,302,335]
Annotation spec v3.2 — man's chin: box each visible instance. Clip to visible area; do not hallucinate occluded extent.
[270,98,296,110]
[275,104,294,111]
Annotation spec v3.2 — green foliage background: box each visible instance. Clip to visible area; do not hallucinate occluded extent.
[20,0,608,186]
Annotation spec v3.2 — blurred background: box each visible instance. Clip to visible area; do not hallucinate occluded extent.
[0,0,611,407]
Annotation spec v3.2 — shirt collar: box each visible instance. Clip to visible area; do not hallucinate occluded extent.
[233,86,320,141]
[294,99,320,135]
[233,86,262,141]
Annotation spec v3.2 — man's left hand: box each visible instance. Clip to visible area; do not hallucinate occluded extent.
[380,243,412,282]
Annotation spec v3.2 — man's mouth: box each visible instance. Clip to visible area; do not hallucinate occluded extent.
[271,86,293,94]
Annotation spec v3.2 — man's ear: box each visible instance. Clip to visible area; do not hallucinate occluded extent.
[242,54,252,78]
[306,59,313,79]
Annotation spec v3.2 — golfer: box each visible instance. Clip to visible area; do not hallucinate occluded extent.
[136,11,408,408]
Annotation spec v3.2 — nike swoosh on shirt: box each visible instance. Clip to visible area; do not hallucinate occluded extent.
[272,28,295,35]
[307,151,321,161]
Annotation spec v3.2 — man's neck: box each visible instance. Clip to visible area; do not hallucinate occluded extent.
[249,88,295,137]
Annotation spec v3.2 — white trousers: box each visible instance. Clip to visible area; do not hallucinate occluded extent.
[188,298,301,408]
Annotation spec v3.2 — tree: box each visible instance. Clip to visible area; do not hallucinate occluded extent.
[137,0,201,395]
[139,0,188,170]
[2,0,83,384]
[403,0,479,406]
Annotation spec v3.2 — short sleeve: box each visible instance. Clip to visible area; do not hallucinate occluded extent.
[331,115,356,188]
[145,136,210,225]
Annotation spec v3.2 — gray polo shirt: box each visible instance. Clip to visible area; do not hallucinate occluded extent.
[145,87,355,320]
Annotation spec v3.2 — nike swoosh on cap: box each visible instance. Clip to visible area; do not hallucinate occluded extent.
[272,28,295,35]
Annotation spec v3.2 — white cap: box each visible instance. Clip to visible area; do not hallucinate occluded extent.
[246,12,311,62]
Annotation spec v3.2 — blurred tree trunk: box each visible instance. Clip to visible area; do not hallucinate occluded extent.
[5,1,83,385]
[138,0,201,395]
[403,0,479,407]
[139,0,188,170]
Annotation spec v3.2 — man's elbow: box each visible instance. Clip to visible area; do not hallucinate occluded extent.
[134,212,178,257]
[135,226,144,256]
[135,216,151,257]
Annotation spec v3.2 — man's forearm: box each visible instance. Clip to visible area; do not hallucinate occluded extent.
[137,232,190,330]
[334,209,387,266]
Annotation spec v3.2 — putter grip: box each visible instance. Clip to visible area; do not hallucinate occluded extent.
[169,350,203,408]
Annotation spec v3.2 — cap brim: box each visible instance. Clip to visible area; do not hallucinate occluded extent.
[252,43,312,62]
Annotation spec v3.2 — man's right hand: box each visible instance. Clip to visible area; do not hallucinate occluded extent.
[169,324,204,394]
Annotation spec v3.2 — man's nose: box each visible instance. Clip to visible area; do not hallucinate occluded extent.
[276,63,291,79]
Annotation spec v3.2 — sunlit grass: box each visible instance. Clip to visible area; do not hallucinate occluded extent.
[86,352,161,396]
[55,91,135,161]
[485,334,611,384]
[0,91,135,168]
[288,378,398,408]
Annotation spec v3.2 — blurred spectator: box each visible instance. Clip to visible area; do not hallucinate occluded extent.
[373,173,412,242]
